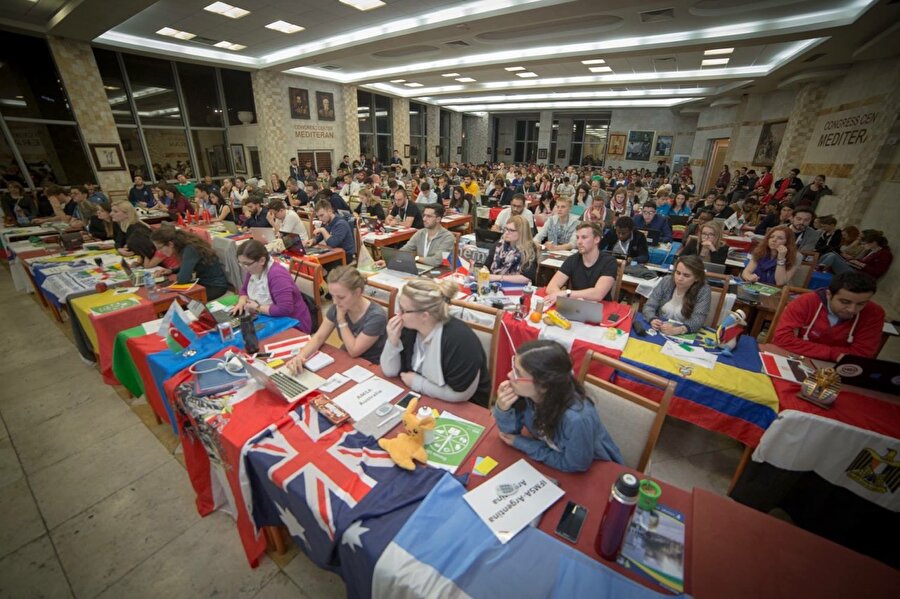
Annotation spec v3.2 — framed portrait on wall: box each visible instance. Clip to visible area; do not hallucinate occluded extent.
[456,146,463,154]
[654,135,674,157]
[608,134,626,156]
[626,130,655,162]
[289,88,310,120]
[231,144,247,174]
[404,144,410,158]
[504,148,511,156]
[557,149,566,160]
[88,143,126,171]
[316,91,335,121]
[538,148,548,160]
[753,120,787,166]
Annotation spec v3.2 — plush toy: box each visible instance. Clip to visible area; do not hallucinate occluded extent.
[378,398,435,470]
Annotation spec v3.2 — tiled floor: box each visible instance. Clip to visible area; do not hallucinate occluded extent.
[0,270,743,598]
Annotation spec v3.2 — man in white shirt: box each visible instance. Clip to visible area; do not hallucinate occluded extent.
[415,182,438,204]
[267,199,309,244]
[492,193,535,232]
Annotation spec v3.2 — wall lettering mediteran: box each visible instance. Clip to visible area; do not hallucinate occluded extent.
[294,125,335,139]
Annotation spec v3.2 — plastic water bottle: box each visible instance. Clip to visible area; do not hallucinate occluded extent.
[144,271,159,300]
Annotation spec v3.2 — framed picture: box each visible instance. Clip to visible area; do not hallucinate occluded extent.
[673,154,691,174]
[289,88,310,120]
[456,146,463,155]
[435,145,442,155]
[231,144,247,174]
[404,144,410,158]
[557,149,566,159]
[88,143,126,171]
[213,145,228,176]
[753,120,787,166]
[608,134,626,156]
[504,148,511,156]
[626,130,655,162]
[654,135,674,157]
[316,91,335,121]
[486,147,492,155]
[538,148,548,160]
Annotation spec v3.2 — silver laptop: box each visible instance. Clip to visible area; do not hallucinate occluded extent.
[555,297,604,324]
[249,227,275,243]
[236,355,325,403]
[703,261,727,275]
[381,248,429,275]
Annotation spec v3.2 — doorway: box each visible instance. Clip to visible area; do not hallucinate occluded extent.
[702,138,730,194]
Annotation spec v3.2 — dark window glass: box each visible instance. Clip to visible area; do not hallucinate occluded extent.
[143,128,192,181]
[376,135,391,165]
[7,122,91,186]
[359,134,374,159]
[118,128,148,180]
[357,91,372,135]
[221,69,256,126]
[122,54,183,127]
[0,32,73,121]
[375,93,391,134]
[192,130,227,177]
[0,130,25,189]
[93,49,134,125]
[515,120,526,140]
[178,63,222,127]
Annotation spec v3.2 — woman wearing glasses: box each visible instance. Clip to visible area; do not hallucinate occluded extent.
[489,215,537,284]
[381,278,490,406]
[493,339,623,472]
[679,220,728,264]
[230,239,311,331]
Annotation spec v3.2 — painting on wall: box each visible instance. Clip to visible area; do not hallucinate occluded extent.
[654,135,674,157]
[538,148,548,160]
[626,130,655,162]
[88,143,126,171]
[672,154,691,175]
[231,144,247,174]
[289,87,310,120]
[316,91,335,121]
[753,120,787,166]
[608,134,626,157]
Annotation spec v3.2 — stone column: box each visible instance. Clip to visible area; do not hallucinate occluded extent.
[463,114,489,163]
[47,37,132,193]
[250,70,286,181]
[537,110,554,161]
[391,97,410,164]
[772,82,828,177]
[450,112,463,163]
[341,85,360,161]
[426,105,440,165]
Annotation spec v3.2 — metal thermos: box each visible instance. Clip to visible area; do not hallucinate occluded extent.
[594,473,640,560]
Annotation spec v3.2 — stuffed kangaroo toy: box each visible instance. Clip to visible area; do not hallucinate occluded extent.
[378,398,435,470]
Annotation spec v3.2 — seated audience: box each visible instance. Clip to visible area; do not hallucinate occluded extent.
[380,278,490,406]
[231,240,311,332]
[534,196,579,251]
[378,203,454,267]
[109,201,155,262]
[490,215,537,284]
[150,227,229,300]
[354,188,386,220]
[787,207,821,252]
[635,201,673,243]
[547,222,619,302]
[772,271,885,361]
[493,339,623,472]
[658,192,692,217]
[818,230,892,280]
[492,193,535,232]
[267,199,308,250]
[448,186,473,215]
[158,184,194,218]
[599,216,650,264]
[241,194,270,228]
[839,225,864,258]
[312,199,355,264]
[642,255,712,334]
[814,215,841,254]
[680,220,728,264]
[86,201,114,241]
[385,188,424,228]
[742,225,798,287]
[755,202,793,235]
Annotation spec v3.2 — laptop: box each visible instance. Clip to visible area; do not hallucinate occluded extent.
[249,227,275,243]
[185,296,241,329]
[555,297,604,324]
[381,248,429,275]
[475,228,502,244]
[638,228,661,246]
[834,356,899,394]
[668,215,690,227]
[703,261,727,275]
[236,355,325,403]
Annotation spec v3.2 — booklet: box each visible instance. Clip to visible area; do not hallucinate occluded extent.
[618,504,686,593]
[425,411,485,473]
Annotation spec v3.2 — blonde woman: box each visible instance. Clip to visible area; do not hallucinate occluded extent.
[287,266,387,369]
[680,219,729,264]
[109,200,154,261]
[490,215,537,283]
[381,278,490,406]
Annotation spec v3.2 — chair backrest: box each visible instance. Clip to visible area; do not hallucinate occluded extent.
[704,272,730,328]
[364,279,398,319]
[612,258,625,302]
[449,299,502,402]
[451,230,461,267]
[769,285,811,337]
[577,351,674,472]
[790,251,818,288]
[289,258,323,331]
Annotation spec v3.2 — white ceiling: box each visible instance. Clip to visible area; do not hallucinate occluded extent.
[1,0,898,112]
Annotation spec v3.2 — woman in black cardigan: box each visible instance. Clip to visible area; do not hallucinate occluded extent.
[679,220,729,264]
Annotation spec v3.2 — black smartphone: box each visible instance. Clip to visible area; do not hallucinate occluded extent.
[555,501,588,543]
[396,392,421,409]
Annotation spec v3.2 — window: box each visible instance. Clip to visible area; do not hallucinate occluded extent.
[297,151,333,174]
[439,110,451,165]
[192,130,227,177]
[0,31,73,121]
[357,90,392,163]
[143,128,192,181]
[221,70,256,126]
[409,102,427,164]
[177,63,223,128]
[118,127,149,180]
[7,122,93,186]
[571,118,610,166]
[514,120,539,163]
[121,54,183,127]
[94,49,134,125]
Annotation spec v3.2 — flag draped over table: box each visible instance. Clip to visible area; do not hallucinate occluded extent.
[158,300,197,352]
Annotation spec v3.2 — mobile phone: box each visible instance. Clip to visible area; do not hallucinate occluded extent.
[396,392,421,409]
[254,352,272,359]
[555,501,588,543]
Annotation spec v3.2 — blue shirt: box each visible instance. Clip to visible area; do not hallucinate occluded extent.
[316,215,355,261]
[636,213,673,242]
[128,186,154,207]
[493,396,623,472]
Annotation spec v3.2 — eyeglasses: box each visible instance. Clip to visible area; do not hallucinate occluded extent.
[238,259,259,268]
[504,227,518,233]
[700,232,716,238]
[508,358,533,383]
[397,305,426,315]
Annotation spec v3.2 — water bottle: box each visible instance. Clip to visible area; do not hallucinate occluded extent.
[239,314,259,354]
[594,473,640,560]
[144,271,159,300]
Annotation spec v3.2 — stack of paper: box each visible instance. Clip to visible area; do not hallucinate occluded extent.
[660,340,718,369]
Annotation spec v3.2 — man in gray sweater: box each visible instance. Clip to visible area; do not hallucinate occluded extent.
[377,203,456,268]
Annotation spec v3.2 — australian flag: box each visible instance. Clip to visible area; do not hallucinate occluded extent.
[245,402,448,581]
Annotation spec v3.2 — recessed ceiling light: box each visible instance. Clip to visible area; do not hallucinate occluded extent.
[103,85,120,91]
[265,20,304,34]
[456,77,476,82]
[404,82,424,87]
[156,27,196,40]
[203,2,249,19]
[504,66,525,71]
[588,66,612,73]
[214,41,247,51]
[516,72,538,78]
[389,79,406,83]
[701,58,730,66]
[704,48,734,56]
[339,0,385,11]
[581,59,605,65]
[442,73,461,77]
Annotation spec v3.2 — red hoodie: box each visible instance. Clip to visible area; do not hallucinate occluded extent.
[772,289,884,361]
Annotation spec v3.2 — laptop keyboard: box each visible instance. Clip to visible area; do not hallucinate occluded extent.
[271,371,308,398]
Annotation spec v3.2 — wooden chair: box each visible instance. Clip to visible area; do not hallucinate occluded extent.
[364,279,397,319]
[612,258,626,302]
[704,272,730,328]
[790,251,819,288]
[769,285,811,338]
[451,230,461,267]
[449,299,502,403]
[289,258,323,332]
[577,351,675,473]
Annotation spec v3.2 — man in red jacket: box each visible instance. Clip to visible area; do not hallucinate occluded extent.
[772,272,884,361]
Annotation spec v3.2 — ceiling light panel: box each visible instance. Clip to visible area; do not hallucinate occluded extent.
[204,2,249,19]
[340,0,386,11]
[581,59,605,65]
[516,72,538,78]
[404,82,424,87]
[701,58,730,66]
[430,87,712,104]
[456,77,476,82]
[442,73,461,77]
[390,79,406,83]
[266,20,305,34]
[504,66,526,71]
[214,41,247,51]
[704,48,734,56]
[156,27,196,40]
[444,98,698,112]
[588,66,613,73]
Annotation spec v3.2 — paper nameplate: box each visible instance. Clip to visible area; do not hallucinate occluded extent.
[330,376,404,422]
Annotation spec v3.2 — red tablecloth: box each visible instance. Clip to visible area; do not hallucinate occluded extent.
[723,236,752,251]
[488,207,502,222]
[493,303,634,395]
[90,298,157,385]
[126,332,172,423]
